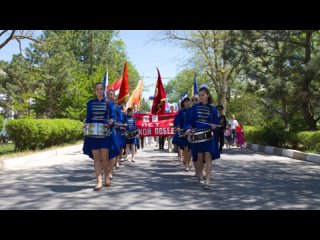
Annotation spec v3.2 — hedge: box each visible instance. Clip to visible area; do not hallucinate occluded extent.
[5,119,83,151]
[244,126,320,153]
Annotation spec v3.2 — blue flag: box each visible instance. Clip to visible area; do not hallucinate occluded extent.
[192,73,198,96]
[103,69,108,98]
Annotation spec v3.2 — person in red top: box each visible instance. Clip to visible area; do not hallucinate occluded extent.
[235,123,245,148]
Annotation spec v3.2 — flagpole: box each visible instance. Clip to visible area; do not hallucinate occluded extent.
[103,68,108,99]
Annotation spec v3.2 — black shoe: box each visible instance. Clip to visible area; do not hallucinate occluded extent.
[198,176,205,183]
[94,185,102,191]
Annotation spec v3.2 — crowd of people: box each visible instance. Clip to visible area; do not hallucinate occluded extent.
[82,82,245,191]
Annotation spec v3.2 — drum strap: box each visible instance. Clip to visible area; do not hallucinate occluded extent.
[105,99,110,119]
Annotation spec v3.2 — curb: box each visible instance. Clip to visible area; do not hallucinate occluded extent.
[0,144,83,170]
[246,143,320,164]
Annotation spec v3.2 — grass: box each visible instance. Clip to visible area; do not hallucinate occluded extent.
[0,140,84,160]
[0,143,15,155]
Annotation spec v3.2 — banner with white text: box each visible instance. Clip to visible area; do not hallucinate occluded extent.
[133,113,177,137]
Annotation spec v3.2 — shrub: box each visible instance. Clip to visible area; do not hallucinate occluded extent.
[6,119,83,151]
[245,125,320,153]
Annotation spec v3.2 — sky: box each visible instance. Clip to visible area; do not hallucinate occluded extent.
[118,30,190,98]
[0,30,189,99]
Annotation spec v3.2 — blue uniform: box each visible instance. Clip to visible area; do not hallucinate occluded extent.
[186,102,220,161]
[119,112,127,148]
[113,104,123,151]
[176,108,191,149]
[123,115,137,145]
[172,114,179,145]
[82,98,120,160]
[133,110,140,147]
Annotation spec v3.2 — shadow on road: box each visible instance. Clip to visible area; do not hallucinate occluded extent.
[1,146,320,209]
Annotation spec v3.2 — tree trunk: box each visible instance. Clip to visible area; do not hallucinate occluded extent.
[221,72,228,116]
[302,31,317,130]
[48,81,54,118]
[88,31,94,75]
[280,98,290,131]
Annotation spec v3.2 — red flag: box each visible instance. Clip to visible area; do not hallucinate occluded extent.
[151,68,166,114]
[107,75,122,91]
[117,61,129,104]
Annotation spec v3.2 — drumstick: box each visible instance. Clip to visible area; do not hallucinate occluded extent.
[196,121,221,127]
[115,123,128,127]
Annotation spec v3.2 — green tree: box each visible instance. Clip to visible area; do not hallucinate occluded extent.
[26,33,79,118]
[162,30,247,114]
[0,61,12,118]
[165,69,210,103]
[1,55,39,118]
[237,30,320,130]
[24,30,140,120]
[139,98,151,113]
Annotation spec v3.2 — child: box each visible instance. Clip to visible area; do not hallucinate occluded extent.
[224,123,232,148]
[235,123,245,148]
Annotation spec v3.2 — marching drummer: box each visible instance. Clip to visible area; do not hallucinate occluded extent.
[185,85,220,190]
[119,103,127,162]
[107,90,122,179]
[82,82,119,191]
[176,97,192,171]
[172,108,181,160]
[123,107,138,162]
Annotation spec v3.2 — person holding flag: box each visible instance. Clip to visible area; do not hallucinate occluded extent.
[151,68,166,114]
[151,68,167,149]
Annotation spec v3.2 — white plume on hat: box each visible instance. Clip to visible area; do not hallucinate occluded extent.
[200,83,209,89]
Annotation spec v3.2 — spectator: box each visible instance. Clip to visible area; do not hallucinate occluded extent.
[228,114,238,145]
[235,123,245,148]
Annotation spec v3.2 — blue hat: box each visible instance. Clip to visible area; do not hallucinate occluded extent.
[200,83,209,89]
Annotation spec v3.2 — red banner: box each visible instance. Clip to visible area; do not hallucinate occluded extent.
[133,113,177,137]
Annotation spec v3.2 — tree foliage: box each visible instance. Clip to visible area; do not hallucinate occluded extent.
[0,30,140,121]
[164,30,320,130]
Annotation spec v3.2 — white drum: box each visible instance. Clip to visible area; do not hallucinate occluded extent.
[83,123,110,138]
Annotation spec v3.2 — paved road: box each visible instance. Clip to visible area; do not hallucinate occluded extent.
[1,143,320,209]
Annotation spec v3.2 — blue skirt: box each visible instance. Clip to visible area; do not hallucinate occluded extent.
[115,128,123,148]
[172,133,179,145]
[134,136,139,146]
[83,129,120,160]
[120,134,126,148]
[126,136,136,145]
[117,129,126,148]
[178,136,191,150]
[191,137,220,162]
